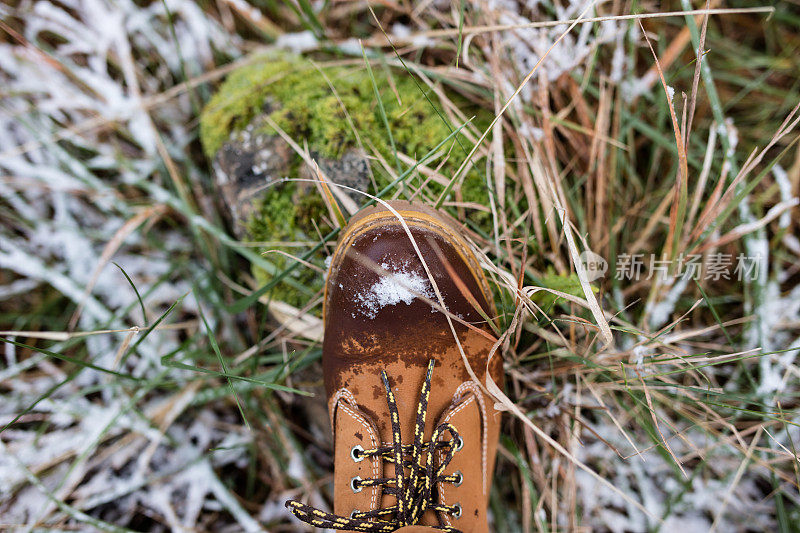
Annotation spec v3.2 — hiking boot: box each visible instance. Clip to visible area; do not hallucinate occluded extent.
[286,201,503,532]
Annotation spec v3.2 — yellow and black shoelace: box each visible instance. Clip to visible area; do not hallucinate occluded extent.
[285,360,463,532]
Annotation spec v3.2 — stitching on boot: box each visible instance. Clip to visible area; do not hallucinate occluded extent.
[338,402,380,513]
[453,381,489,493]
[329,387,358,423]
[438,393,476,527]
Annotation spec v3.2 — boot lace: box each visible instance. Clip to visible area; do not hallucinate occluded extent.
[285,360,464,532]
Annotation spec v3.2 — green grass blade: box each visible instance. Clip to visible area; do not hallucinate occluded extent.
[113,261,148,327]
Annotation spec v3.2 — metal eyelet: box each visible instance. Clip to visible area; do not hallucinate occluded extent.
[453,470,463,487]
[453,436,464,452]
[350,476,363,493]
[350,509,360,519]
[452,503,462,519]
[351,444,365,463]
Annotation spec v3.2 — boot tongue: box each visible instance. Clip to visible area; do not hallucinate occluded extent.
[364,356,457,447]
[375,360,460,528]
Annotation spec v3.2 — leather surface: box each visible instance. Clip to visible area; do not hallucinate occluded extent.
[331,392,383,516]
[436,386,499,531]
[324,202,503,531]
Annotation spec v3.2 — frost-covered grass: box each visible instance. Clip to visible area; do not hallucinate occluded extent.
[1,1,799,532]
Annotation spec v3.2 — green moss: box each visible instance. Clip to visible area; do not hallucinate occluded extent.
[247,182,331,308]
[532,269,597,313]
[200,52,496,308]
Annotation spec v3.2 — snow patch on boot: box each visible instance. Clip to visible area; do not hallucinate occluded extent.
[354,261,434,318]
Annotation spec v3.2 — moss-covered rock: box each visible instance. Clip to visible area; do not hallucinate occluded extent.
[200,52,493,309]
[532,269,594,312]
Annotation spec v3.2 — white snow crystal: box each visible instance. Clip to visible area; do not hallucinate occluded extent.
[773,164,793,228]
[392,23,411,39]
[519,122,544,142]
[354,260,434,318]
[337,38,362,56]
[666,84,675,103]
[275,30,318,53]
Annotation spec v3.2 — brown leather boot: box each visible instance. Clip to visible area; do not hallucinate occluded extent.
[286,201,503,532]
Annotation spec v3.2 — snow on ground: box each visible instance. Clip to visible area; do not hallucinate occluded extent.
[0,1,263,530]
[487,0,628,101]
